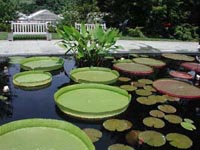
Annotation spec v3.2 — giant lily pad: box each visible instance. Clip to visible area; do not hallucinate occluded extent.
[166,133,193,149]
[143,117,165,128]
[108,144,134,150]
[153,79,200,99]
[20,56,64,71]
[149,110,165,118]
[113,63,153,75]
[13,71,52,90]
[136,97,156,105]
[164,115,182,124]
[54,83,131,119]
[83,128,102,143]
[139,130,166,147]
[169,71,193,79]
[9,56,25,64]
[70,67,119,84]
[158,104,176,113]
[133,58,166,68]
[103,119,132,132]
[181,62,200,73]
[162,53,195,61]
[0,119,95,150]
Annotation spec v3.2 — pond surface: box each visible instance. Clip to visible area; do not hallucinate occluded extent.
[0,55,200,150]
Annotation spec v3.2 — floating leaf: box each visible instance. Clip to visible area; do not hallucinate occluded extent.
[143,117,165,128]
[162,53,195,61]
[129,54,139,58]
[113,59,133,63]
[108,144,135,150]
[120,85,137,91]
[136,89,152,96]
[0,95,8,101]
[164,115,182,124]
[184,118,194,124]
[140,55,149,58]
[139,130,166,147]
[149,110,165,118]
[163,95,180,102]
[83,128,102,143]
[133,58,166,68]
[169,71,193,79]
[158,104,176,113]
[103,119,132,132]
[143,85,156,92]
[181,122,196,131]
[153,79,200,99]
[131,82,145,88]
[126,130,141,146]
[148,95,167,103]
[136,97,156,105]
[166,133,193,149]
[181,62,200,73]
[118,77,131,82]
[138,79,153,85]
[9,56,25,64]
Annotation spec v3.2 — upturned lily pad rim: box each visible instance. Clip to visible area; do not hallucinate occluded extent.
[153,78,200,99]
[181,62,200,73]
[0,118,95,150]
[13,70,52,90]
[20,56,64,71]
[54,83,131,119]
[169,71,193,79]
[133,57,166,68]
[70,67,119,84]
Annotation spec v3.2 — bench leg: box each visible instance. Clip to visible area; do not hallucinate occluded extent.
[7,33,13,41]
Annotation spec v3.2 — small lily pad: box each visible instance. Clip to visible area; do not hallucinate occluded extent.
[103,119,132,132]
[149,110,165,118]
[120,85,137,91]
[143,85,156,92]
[108,144,135,150]
[143,117,165,128]
[139,130,166,147]
[184,118,194,124]
[158,104,176,113]
[136,97,156,105]
[181,122,196,131]
[0,95,8,101]
[138,79,153,85]
[163,95,180,102]
[118,77,131,82]
[83,128,102,143]
[131,82,145,88]
[136,89,152,96]
[164,115,182,124]
[148,95,167,103]
[126,130,141,146]
[166,133,193,149]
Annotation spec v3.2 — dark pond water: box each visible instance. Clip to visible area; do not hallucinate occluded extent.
[0,55,200,150]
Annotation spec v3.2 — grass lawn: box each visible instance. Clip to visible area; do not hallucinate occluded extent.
[0,32,8,40]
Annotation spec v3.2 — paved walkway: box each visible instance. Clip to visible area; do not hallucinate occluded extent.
[0,40,199,56]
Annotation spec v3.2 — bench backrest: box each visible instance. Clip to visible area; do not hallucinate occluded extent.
[11,22,48,35]
[75,23,106,32]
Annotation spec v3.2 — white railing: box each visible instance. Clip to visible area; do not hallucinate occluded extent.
[75,23,106,32]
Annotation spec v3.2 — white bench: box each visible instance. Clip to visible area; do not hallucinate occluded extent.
[8,22,52,41]
[75,23,106,32]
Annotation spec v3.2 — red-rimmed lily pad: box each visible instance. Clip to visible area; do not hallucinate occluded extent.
[139,130,166,147]
[136,97,156,105]
[108,144,135,150]
[149,110,165,118]
[143,117,165,128]
[166,133,193,149]
[70,67,119,84]
[138,79,153,85]
[162,53,195,61]
[83,128,102,143]
[103,119,132,132]
[153,79,200,99]
[113,63,153,75]
[169,71,193,79]
[126,130,141,146]
[133,58,166,68]
[158,104,176,113]
[181,62,200,73]
[120,85,137,91]
[118,77,131,82]
[136,89,152,96]
[164,115,182,124]
[181,122,196,131]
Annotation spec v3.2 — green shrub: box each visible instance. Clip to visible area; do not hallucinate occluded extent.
[127,27,145,38]
[174,24,198,41]
[0,23,10,32]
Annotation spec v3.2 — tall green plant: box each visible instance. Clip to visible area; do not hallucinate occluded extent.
[57,24,120,66]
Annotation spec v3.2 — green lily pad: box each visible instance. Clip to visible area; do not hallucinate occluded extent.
[148,95,167,103]
[70,67,119,84]
[118,77,131,82]
[126,130,141,146]
[9,56,25,64]
[133,58,166,68]
[136,89,152,96]
[108,144,135,150]
[181,122,196,131]
[140,54,149,58]
[138,79,153,85]
[149,110,165,118]
[0,95,8,101]
[120,85,137,91]
[54,84,131,119]
[129,54,139,58]
[143,85,156,92]
[158,104,176,113]
[163,95,180,102]
[20,56,64,71]
[113,58,133,63]
[131,82,145,88]
[0,119,95,150]
[143,117,165,128]
[103,119,132,132]
[83,128,102,143]
[139,130,166,147]
[166,133,193,149]
[184,118,194,124]
[162,53,195,61]
[164,115,182,124]
[13,71,52,90]
[136,97,156,105]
